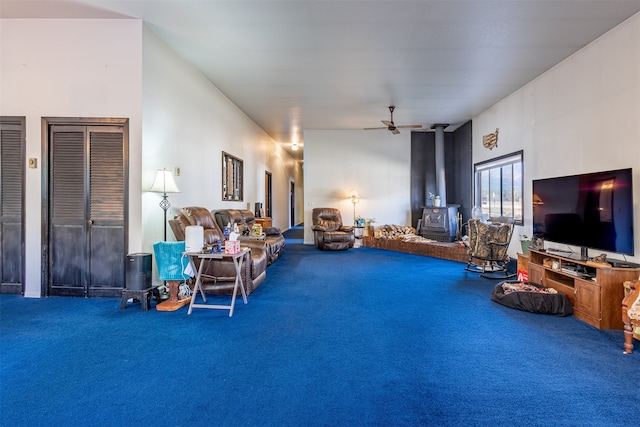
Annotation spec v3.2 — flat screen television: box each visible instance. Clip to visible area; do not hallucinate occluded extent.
[532,168,634,260]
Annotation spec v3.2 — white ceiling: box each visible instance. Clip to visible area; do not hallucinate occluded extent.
[3,0,640,159]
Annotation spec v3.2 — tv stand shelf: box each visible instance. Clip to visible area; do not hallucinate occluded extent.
[528,249,640,329]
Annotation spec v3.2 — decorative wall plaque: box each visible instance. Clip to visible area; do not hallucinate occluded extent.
[482,128,499,150]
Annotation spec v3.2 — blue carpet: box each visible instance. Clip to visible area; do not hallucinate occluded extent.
[1,243,639,426]
[283,225,304,244]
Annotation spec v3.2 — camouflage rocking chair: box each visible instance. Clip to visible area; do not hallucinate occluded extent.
[464,217,516,279]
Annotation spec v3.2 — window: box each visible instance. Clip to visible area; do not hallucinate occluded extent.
[474,151,523,225]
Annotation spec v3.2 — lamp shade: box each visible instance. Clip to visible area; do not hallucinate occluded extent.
[347,189,360,204]
[150,169,180,193]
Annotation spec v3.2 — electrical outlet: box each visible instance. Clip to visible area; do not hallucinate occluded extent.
[175,167,181,176]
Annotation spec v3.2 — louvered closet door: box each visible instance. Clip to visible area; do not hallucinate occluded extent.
[49,125,126,297]
[0,119,25,294]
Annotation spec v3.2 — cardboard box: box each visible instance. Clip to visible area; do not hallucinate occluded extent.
[517,269,529,283]
[224,240,241,254]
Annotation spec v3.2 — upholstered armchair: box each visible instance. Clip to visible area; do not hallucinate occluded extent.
[622,280,640,354]
[311,207,355,250]
[464,217,515,279]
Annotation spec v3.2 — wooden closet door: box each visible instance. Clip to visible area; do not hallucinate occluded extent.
[87,126,126,294]
[0,118,25,294]
[48,124,126,297]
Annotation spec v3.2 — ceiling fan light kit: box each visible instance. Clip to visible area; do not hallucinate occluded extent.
[364,106,422,134]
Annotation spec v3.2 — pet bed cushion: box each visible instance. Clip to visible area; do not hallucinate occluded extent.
[491,281,573,316]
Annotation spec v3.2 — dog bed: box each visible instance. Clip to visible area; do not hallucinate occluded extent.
[491,281,573,316]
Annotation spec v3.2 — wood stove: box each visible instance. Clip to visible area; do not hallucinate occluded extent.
[419,205,459,242]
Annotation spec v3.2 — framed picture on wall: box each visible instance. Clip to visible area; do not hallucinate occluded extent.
[222,151,243,201]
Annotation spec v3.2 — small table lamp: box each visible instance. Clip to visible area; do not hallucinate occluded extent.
[150,168,180,241]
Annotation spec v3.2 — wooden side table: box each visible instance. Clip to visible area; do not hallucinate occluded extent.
[255,217,272,228]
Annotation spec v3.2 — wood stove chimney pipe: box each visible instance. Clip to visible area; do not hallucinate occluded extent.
[431,124,449,206]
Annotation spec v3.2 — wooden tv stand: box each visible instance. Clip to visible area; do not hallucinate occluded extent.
[528,249,640,330]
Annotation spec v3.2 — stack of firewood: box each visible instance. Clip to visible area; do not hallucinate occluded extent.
[376,224,417,239]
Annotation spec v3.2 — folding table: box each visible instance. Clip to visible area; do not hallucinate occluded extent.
[185,247,249,317]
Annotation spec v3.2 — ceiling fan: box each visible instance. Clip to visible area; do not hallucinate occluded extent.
[364,106,422,134]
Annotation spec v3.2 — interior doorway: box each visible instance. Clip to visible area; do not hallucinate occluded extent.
[265,171,272,218]
[290,181,295,227]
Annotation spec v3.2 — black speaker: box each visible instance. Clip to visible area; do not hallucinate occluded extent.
[254,202,262,218]
[126,253,152,290]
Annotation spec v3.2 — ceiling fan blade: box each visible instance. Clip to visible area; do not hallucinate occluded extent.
[367,107,412,134]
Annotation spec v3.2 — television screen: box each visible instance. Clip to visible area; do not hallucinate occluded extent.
[532,168,634,256]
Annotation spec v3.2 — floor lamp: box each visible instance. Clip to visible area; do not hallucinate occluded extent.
[348,189,360,225]
[150,168,180,241]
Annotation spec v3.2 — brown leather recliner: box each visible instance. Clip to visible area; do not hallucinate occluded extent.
[311,207,355,250]
[213,209,286,265]
[168,207,267,295]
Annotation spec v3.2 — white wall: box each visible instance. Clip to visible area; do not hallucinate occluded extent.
[141,26,301,255]
[0,19,143,297]
[473,12,640,264]
[0,19,301,296]
[303,130,412,244]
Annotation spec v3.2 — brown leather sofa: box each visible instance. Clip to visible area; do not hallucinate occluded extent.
[311,207,355,250]
[168,207,267,295]
[213,209,286,265]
